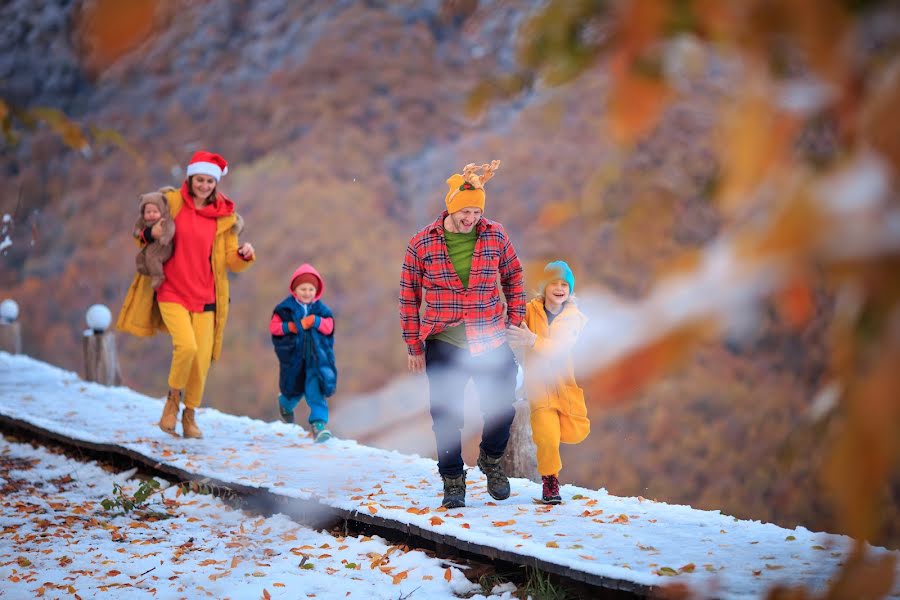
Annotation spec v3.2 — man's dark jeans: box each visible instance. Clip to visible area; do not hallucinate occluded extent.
[424,339,518,477]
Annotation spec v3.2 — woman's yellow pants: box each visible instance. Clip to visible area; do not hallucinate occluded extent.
[158,302,214,409]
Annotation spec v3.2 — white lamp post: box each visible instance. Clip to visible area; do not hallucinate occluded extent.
[0,299,18,323]
[83,304,119,385]
[85,304,112,335]
[0,299,21,354]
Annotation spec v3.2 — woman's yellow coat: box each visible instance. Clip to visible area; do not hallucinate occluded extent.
[115,188,254,361]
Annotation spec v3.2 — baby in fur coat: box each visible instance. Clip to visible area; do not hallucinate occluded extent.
[133,190,176,289]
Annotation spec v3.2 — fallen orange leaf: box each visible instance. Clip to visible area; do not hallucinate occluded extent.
[392,569,410,584]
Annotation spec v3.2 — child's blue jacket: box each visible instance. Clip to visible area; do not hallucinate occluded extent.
[271,297,337,398]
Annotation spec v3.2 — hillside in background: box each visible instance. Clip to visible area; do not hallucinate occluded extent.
[1,0,897,548]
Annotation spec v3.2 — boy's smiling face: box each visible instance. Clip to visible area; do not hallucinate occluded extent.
[293,282,317,304]
[543,278,570,310]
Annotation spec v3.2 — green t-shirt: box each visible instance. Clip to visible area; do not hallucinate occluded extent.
[428,228,477,349]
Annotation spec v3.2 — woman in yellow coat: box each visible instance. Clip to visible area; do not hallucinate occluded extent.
[507,261,588,504]
[116,151,256,438]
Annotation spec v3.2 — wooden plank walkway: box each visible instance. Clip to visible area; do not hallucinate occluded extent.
[0,408,650,596]
[4,352,896,600]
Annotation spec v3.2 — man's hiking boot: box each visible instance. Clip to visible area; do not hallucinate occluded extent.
[540,475,562,505]
[311,420,332,443]
[159,389,181,436]
[441,472,466,508]
[182,408,203,439]
[477,449,510,501]
[278,401,295,424]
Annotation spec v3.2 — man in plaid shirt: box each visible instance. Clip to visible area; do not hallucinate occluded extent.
[399,161,525,508]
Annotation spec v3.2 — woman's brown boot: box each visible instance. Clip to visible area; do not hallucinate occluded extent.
[182,408,203,439]
[159,389,181,435]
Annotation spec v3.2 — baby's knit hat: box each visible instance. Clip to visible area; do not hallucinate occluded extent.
[444,160,500,214]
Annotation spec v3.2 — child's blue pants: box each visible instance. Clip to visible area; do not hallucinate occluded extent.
[278,375,328,424]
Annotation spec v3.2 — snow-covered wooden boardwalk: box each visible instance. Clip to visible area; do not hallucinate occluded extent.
[2,352,898,599]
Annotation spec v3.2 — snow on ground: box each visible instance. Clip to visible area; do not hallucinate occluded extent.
[1,352,899,599]
[0,435,508,599]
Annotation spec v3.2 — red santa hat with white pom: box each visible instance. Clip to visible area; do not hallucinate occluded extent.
[185,150,228,182]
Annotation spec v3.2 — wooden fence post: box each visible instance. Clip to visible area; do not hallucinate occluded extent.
[0,322,21,354]
[501,399,539,482]
[82,304,121,386]
[83,331,121,386]
[0,299,22,354]
[501,360,539,482]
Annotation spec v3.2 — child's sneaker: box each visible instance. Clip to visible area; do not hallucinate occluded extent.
[311,420,332,443]
[540,475,562,505]
[278,401,295,424]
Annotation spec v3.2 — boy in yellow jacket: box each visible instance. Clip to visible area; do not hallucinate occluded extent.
[507,261,588,504]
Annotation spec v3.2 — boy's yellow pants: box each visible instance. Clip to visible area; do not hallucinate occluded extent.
[530,406,562,477]
[158,302,214,410]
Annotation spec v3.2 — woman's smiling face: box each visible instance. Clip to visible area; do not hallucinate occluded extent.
[190,174,217,202]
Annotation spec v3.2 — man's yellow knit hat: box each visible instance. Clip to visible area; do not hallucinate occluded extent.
[444,160,500,214]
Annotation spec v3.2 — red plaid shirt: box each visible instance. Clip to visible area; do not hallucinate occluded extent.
[400,211,525,356]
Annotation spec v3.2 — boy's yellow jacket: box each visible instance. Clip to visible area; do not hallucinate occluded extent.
[523,297,590,443]
[115,188,254,361]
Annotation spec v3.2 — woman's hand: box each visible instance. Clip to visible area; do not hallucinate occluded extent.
[237,242,255,260]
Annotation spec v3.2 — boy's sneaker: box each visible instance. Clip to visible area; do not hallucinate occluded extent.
[477,449,510,500]
[540,475,562,505]
[440,472,466,508]
[278,402,294,424]
[311,420,332,443]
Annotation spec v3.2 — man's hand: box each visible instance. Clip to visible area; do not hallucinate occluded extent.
[150,218,165,240]
[506,322,536,348]
[408,353,425,374]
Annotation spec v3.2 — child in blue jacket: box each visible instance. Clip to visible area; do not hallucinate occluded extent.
[269,263,337,442]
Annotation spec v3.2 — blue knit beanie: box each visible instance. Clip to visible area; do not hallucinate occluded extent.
[543,260,575,293]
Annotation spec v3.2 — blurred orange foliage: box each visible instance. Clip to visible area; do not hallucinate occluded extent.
[74,0,158,76]
[512,0,900,593]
